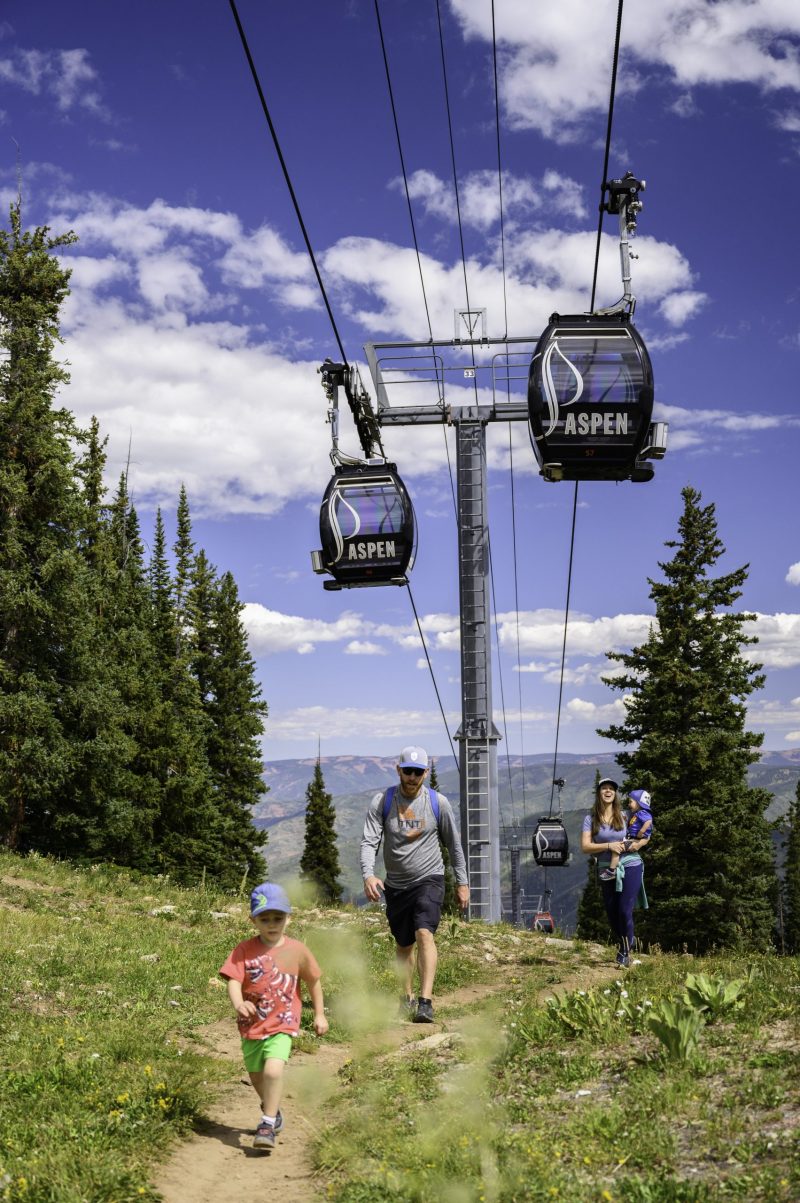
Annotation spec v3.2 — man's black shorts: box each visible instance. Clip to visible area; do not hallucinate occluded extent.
[384,875,445,948]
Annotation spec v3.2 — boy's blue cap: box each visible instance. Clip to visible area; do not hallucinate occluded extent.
[629,789,652,809]
[250,882,292,916]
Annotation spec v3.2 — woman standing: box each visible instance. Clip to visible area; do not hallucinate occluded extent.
[580,777,650,967]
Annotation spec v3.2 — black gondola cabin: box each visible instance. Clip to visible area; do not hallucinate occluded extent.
[528,311,656,482]
[532,818,570,867]
[311,463,416,591]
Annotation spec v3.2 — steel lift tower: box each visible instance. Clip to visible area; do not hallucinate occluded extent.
[365,312,535,921]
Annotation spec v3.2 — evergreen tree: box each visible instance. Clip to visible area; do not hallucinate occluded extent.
[299,759,342,903]
[190,562,268,889]
[0,203,95,851]
[147,509,220,883]
[97,475,164,866]
[430,758,458,915]
[599,486,777,952]
[575,770,612,943]
[783,779,800,954]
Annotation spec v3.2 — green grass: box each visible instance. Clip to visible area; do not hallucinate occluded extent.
[2,851,798,1203]
[0,851,503,1202]
[313,948,800,1203]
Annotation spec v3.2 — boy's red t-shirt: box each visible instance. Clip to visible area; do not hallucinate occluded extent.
[219,935,321,1039]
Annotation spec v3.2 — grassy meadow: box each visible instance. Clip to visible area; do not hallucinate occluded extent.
[0,850,797,1202]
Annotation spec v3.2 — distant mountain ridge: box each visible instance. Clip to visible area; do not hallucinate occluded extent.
[256,750,799,930]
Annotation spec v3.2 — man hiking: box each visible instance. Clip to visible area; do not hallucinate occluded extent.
[360,745,469,1023]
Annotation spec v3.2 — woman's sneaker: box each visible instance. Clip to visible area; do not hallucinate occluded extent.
[253,1120,276,1151]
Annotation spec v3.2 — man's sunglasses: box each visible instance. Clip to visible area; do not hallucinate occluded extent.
[401,767,425,778]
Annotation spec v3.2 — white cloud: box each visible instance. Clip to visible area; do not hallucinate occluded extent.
[394,167,586,231]
[744,613,800,668]
[658,290,707,326]
[449,0,800,143]
[345,641,387,656]
[499,609,655,659]
[243,606,371,655]
[32,188,783,516]
[786,562,800,585]
[0,47,107,117]
[786,731,800,742]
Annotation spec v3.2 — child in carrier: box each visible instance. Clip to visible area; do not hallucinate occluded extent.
[599,789,653,882]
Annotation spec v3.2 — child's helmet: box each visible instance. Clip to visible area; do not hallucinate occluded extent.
[628,788,652,809]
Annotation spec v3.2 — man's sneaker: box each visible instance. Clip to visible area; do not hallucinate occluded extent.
[615,952,631,968]
[253,1120,275,1151]
[399,995,417,1020]
[413,998,435,1023]
[273,1110,284,1134]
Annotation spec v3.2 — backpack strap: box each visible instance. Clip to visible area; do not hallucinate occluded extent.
[381,786,440,825]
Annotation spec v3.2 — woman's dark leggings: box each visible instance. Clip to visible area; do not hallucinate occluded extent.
[600,860,643,955]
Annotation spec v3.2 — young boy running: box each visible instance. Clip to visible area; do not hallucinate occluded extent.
[219,882,328,1152]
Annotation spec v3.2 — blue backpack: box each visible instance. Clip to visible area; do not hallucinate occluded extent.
[381,785,441,826]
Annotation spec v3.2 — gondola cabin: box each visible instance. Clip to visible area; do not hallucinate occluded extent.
[532,911,555,934]
[528,311,662,482]
[311,462,416,591]
[532,818,570,867]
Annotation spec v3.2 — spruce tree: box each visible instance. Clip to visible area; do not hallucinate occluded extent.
[147,509,220,883]
[299,759,343,903]
[0,203,94,851]
[190,562,268,889]
[599,486,777,952]
[783,779,800,954]
[98,475,164,866]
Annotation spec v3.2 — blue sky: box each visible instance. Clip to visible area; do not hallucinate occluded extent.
[2,0,800,764]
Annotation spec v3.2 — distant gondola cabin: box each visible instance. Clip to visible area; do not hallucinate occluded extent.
[528,311,655,482]
[311,463,416,591]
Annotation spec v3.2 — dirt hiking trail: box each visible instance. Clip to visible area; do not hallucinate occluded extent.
[151,940,620,1203]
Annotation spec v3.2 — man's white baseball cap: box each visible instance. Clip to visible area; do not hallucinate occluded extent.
[398,746,429,770]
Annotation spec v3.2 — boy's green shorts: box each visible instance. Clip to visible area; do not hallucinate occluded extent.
[241,1033,293,1072]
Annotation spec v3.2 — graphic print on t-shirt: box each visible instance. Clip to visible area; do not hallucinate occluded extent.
[397,804,425,840]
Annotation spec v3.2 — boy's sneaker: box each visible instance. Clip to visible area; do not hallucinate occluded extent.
[599,867,617,882]
[413,998,435,1023]
[253,1120,276,1151]
[273,1110,284,1134]
[615,951,631,968]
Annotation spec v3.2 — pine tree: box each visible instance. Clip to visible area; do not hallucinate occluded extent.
[0,203,95,851]
[430,758,458,915]
[190,563,268,889]
[783,779,800,954]
[299,759,343,903]
[599,486,777,952]
[98,475,164,866]
[147,509,220,883]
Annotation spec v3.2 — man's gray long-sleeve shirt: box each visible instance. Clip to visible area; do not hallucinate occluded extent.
[360,784,469,890]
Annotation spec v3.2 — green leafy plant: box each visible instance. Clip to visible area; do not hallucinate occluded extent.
[681,972,746,1021]
[646,998,706,1062]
